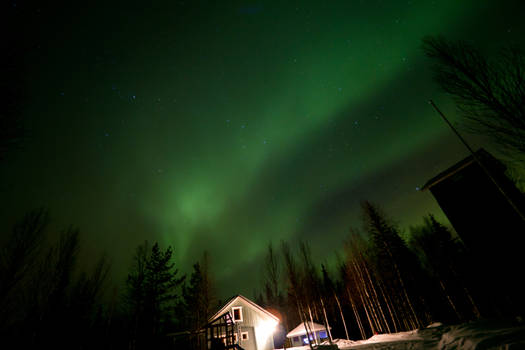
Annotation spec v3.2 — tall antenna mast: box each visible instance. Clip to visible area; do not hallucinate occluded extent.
[428,100,525,222]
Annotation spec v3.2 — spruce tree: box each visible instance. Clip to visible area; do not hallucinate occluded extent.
[180,262,205,332]
[361,201,429,329]
[126,241,185,348]
[409,215,481,321]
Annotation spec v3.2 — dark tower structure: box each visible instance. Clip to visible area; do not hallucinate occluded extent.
[422,148,525,252]
[422,148,525,317]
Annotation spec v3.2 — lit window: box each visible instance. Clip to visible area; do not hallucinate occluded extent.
[241,332,249,341]
[232,307,243,322]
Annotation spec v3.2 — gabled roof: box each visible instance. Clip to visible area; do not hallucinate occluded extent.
[420,148,503,191]
[208,294,279,323]
[286,321,331,338]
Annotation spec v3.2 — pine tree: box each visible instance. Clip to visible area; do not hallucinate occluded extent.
[199,251,215,324]
[126,241,185,349]
[361,201,428,329]
[409,215,481,321]
[181,262,205,332]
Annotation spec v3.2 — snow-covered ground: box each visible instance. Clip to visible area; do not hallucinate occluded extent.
[276,319,525,350]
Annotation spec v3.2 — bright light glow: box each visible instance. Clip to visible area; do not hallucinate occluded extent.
[258,319,278,336]
[255,319,279,349]
[255,318,279,348]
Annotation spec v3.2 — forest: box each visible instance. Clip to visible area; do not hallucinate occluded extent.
[1,198,523,349]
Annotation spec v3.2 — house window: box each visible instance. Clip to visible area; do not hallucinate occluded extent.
[232,307,243,322]
[241,331,249,341]
[220,333,237,344]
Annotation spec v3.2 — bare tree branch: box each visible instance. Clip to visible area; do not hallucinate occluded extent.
[422,36,525,163]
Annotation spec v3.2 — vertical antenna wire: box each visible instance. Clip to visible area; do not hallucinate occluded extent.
[428,99,525,222]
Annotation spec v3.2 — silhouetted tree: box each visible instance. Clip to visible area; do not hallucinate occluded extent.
[321,264,349,340]
[199,251,216,325]
[505,163,525,193]
[179,253,216,328]
[361,201,429,329]
[422,36,525,163]
[344,229,390,337]
[281,240,314,350]
[339,258,367,339]
[35,227,81,347]
[0,210,111,349]
[262,242,282,308]
[0,209,48,329]
[259,241,289,342]
[177,262,205,349]
[126,241,185,349]
[298,241,333,345]
[409,215,481,322]
[67,254,111,348]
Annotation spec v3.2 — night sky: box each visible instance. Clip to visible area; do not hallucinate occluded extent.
[3,1,525,299]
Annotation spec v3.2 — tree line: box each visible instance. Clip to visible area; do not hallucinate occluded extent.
[255,200,524,346]
[0,208,216,350]
[1,204,524,349]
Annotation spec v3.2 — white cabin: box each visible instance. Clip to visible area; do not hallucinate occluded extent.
[286,321,331,347]
[207,294,279,350]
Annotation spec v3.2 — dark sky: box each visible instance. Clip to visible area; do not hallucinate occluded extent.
[2,0,525,299]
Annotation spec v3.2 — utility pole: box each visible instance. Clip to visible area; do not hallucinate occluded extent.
[429,100,525,223]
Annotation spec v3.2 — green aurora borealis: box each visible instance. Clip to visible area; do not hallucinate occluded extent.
[3,1,525,297]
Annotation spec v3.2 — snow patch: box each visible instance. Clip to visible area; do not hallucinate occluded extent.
[278,319,525,350]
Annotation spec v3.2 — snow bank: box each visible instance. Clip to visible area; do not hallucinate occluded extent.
[336,319,525,350]
[278,319,525,350]
[436,319,525,350]
[363,329,423,343]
